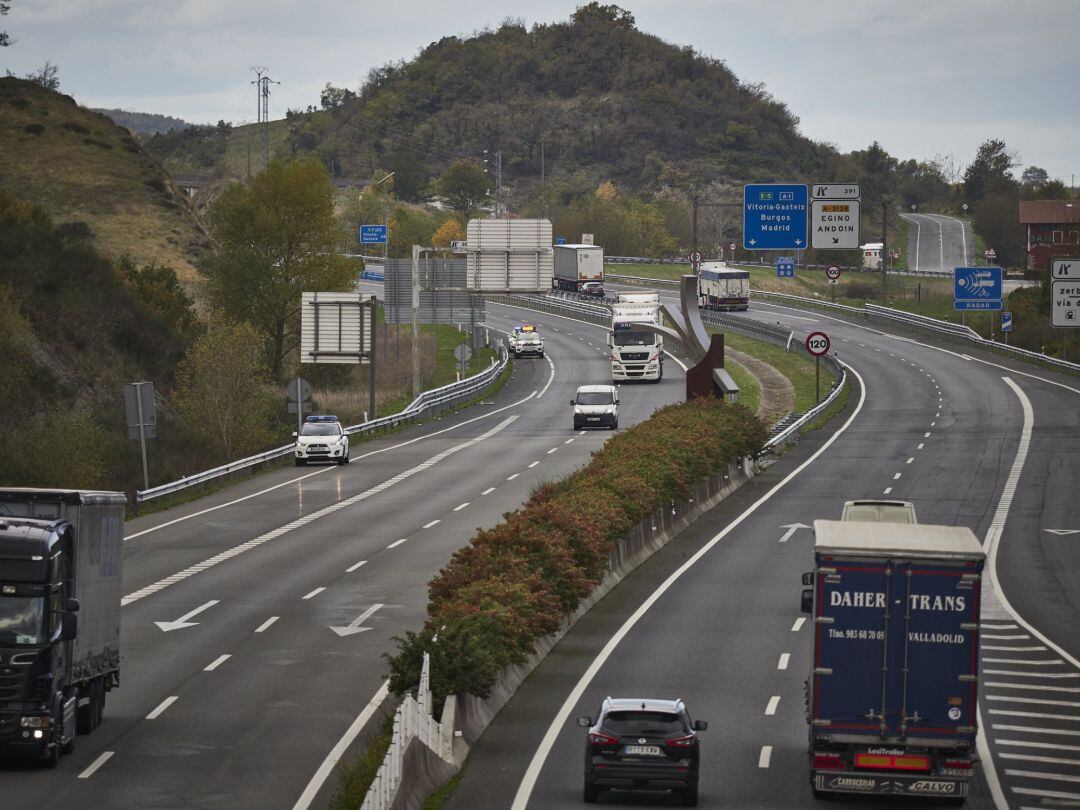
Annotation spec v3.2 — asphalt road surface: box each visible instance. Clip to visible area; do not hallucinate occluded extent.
[901,213,975,272]
[442,292,1080,810]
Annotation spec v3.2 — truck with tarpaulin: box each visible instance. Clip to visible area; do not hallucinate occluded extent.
[800,519,984,804]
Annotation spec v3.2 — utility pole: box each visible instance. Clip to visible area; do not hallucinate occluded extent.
[495,150,503,217]
[692,195,699,259]
[881,199,889,303]
[250,66,278,170]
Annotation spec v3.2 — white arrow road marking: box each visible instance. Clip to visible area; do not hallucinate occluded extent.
[330,603,384,637]
[1045,530,1080,536]
[123,417,517,606]
[778,523,810,543]
[155,600,218,632]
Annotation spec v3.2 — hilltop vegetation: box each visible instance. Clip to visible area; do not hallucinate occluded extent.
[93,108,190,136]
[0,77,208,282]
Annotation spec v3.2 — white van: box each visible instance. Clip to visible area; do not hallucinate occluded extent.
[571,384,619,430]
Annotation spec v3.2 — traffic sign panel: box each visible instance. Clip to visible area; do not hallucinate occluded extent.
[826,265,842,280]
[1052,280,1080,327]
[360,224,388,244]
[811,184,860,200]
[776,256,795,278]
[953,267,1002,311]
[1052,259,1079,279]
[689,250,703,264]
[805,331,831,356]
[812,199,861,249]
[743,184,808,250]
[1001,311,1013,332]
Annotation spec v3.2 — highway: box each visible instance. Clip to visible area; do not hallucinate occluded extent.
[441,287,1080,810]
[901,212,975,272]
[0,303,685,808]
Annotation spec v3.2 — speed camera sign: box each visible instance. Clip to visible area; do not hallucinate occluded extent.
[806,331,831,356]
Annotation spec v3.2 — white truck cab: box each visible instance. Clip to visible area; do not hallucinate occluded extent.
[572,384,619,430]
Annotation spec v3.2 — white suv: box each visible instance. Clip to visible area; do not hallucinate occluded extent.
[294,415,350,466]
[572,384,619,430]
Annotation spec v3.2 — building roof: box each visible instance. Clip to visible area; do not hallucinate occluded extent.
[1019,200,1080,225]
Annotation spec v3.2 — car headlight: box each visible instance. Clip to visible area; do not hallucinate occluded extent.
[21,716,49,729]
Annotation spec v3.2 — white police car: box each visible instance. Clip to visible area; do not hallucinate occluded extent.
[294,415,349,466]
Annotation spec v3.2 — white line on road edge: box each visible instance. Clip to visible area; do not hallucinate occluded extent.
[204,654,231,671]
[387,538,408,549]
[78,751,115,779]
[122,417,518,606]
[292,681,390,810]
[146,696,178,720]
[346,560,367,572]
[509,362,868,810]
[255,616,279,633]
[303,587,325,600]
[758,746,773,768]
[537,353,556,399]
[765,696,781,715]
[125,390,538,542]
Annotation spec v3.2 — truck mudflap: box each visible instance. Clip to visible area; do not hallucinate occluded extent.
[814,770,969,798]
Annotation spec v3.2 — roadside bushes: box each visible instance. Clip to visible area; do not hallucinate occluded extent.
[385,398,767,708]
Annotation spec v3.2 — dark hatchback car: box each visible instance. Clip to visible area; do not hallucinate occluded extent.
[577,697,706,806]
[580,281,606,298]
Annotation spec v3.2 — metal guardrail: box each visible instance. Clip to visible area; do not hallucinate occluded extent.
[134,344,509,511]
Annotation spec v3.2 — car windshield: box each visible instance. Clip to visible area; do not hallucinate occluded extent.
[604,711,684,735]
[613,330,655,346]
[0,595,46,645]
[577,392,614,405]
[300,423,341,436]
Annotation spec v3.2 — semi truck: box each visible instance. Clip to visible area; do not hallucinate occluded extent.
[0,488,125,767]
[552,243,604,292]
[610,290,663,383]
[800,518,984,804]
[697,262,750,311]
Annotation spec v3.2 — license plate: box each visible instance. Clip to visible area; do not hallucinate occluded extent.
[623,745,662,756]
[586,417,601,421]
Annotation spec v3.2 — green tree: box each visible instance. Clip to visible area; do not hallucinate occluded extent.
[973,190,1026,268]
[963,139,1018,203]
[1,1,9,48]
[434,159,490,221]
[202,158,355,376]
[174,320,279,459]
[1021,165,1049,194]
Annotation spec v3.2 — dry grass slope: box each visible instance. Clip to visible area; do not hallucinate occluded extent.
[0,77,209,284]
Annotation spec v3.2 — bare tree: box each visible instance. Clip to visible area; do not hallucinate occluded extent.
[27,61,60,90]
[1,1,10,48]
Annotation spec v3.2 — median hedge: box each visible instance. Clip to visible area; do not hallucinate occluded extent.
[384,398,767,708]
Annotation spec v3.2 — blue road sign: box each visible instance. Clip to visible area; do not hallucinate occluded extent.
[360,224,388,244]
[1001,310,1013,332]
[744,184,808,250]
[953,266,1002,311]
[776,256,795,278]
[555,237,567,245]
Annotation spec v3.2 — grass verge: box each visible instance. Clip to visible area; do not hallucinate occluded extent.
[328,711,395,810]
[720,332,837,414]
[721,356,761,415]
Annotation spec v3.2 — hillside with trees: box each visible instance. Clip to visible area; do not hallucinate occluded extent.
[93,108,191,136]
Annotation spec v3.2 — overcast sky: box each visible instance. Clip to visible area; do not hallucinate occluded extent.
[3,0,1077,183]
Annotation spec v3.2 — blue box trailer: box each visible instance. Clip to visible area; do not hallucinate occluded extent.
[801,520,985,804]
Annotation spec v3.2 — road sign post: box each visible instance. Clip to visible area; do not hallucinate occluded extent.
[124,381,156,491]
[743,184,808,251]
[805,331,830,403]
[1001,310,1013,344]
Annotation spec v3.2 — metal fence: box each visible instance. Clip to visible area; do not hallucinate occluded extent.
[133,344,509,512]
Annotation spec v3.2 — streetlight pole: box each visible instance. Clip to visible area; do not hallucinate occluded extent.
[374,172,395,260]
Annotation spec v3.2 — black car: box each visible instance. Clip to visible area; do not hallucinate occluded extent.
[577,697,706,806]
[580,281,606,298]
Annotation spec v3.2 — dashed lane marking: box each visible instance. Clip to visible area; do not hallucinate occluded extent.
[146,696,178,720]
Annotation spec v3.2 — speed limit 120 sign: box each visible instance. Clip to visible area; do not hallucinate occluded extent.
[806,331,830,356]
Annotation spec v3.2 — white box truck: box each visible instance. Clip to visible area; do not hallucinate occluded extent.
[552,244,604,292]
[697,262,750,311]
[610,290,663,383]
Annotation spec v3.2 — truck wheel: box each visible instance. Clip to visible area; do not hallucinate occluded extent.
[295,458,306,467]
[583,783,599,803]
[96,679,106,727]
[42,738,60,769]
[943,799,966,808]
[77,681,95,734]
[811,786,832,801]
[682,781,698,807]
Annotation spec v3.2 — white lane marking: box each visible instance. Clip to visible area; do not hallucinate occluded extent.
[883,487,893,495]
[546,447,558,454]
[423,520,441,528]
[758,746,773,768]
[906,457,914,464]
[924,432,932,438]
[387,538,408,549]
[146,696,179,720]
[564,438,575,444]
[204,654,231,671]
[537,352,556,399]
[917,443,924,450]
[79,751,115,779]
[997,739,1080,752]
[528,461,540,468]
[984,658,1064,665]
[765,696,781,715]
[507,473,519,481]
[984,670,1080,678]
[987,683,1080,693]
[481,487,495,495]
[453,502,470,511]
[1005,769,1080,784]
[346,560,367,573]
[792,618,806,632]
[931,422,936,427]
[893,472,902,480]
[255,616,279,633]
[990,709,1080,721]
[509,361,869,810]
[983,634,1031,640]
[983,645,1048,651]
[123,417,518,606]
[1014,787,1080,801]
[778,653,790,671]
[994,724,1080,737]
[126,391,539,541]
[292,681,391,810]
[984,623,1020,629]
[303,587,325,600]
[987,695,1080,708]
